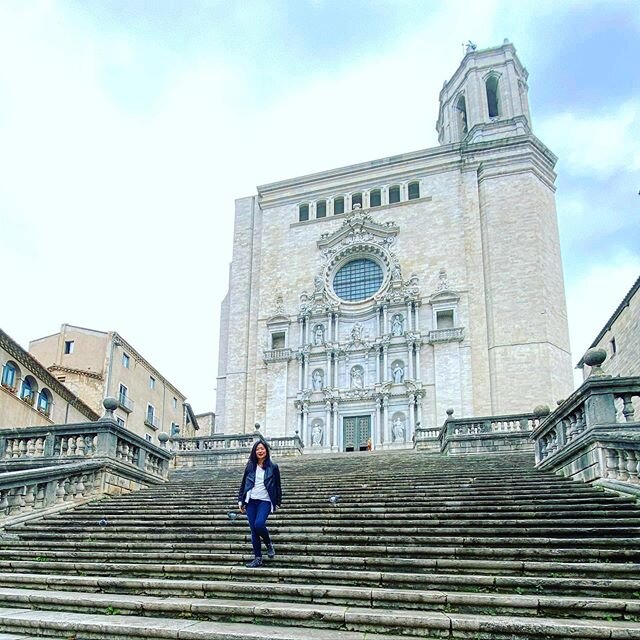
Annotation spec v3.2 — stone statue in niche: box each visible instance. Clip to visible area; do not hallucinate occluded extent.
[314,324,325,345]
[391,262,402,281]
[392,363,405,384]
[351,323,364,342]
[312,370,324,391]
[391,314,404,336]
[350,367,364,389]
[311,424,323,446]
[392,417,405,442]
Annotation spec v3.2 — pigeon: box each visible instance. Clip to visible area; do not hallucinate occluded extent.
[328,495,341,506]
[98,518,108,527]
[227,511,238,521]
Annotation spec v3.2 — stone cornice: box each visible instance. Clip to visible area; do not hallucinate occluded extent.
[48,365,103,381]
[0,329,99,421]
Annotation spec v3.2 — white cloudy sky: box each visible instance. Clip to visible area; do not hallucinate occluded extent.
[1,0,638,412]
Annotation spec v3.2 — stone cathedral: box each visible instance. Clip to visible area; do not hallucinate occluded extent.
[216,42,574,452]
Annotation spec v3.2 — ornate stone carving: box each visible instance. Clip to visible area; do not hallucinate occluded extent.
[392,363,405,384]
[392,416,406,442]
[437,268,449,291]
[312,369,324,391]
[350,365,364,389]
[391,314,404,336]
[314,324,325,345]
[311,422,324,446]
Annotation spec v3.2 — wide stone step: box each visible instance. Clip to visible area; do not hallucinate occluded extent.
[0,561,638,597]
[0,551,637,578]
[0,594,639,639]
[1,574,639,620]
[3,540,639,562]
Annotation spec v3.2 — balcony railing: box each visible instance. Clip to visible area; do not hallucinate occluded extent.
[144,414,159,429]
[263,348,293,363]
[118,393,134,413]
[428,327,464,343]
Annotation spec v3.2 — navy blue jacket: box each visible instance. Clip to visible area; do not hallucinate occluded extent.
[237,460,282,508]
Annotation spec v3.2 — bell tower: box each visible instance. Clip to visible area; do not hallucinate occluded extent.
[436,40,532,145]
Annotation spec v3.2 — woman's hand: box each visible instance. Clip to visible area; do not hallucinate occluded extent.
[238,502,245,514]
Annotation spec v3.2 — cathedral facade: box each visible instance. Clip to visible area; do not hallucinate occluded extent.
[216,42,574,451]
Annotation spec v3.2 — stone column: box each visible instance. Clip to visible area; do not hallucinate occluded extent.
[305,316,310,345]
[414,302,421,332]
[327,311,332,341]
[376,306,381,335]
[298,318,304,347]
[382,186,388,205]
[407,341,414,379]
[375,347,381,383]
[408,394,415,441]
[346,194,352,212]
[406,302,413,331]
[302,404,309,446]
[382,305,388,334]
[326,351,332,388]
[384,397,391,445]
[363,191,370,209]
[325,401,331,448]
[297,353,303,391]
[378,398,384,446]
[401,182,408,200]
[383,346,389,381]
[416,395,423,427]
[333,404,339,451]
[415,340,421,380]
[364,352,369,387]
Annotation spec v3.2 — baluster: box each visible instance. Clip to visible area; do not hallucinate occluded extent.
[0,490,9,515]
[68,437,77,456]
[575,408,586,435]
[53,437,61,456]
[35,484,46,509]
[626,451,638,483]
[4,439,12,459]
[8,487,26,515]
[18,440,27,458]
[617,449,629,480]
[26,439,35,456]
[116,440,123,460]
[76,436,85,456]
[92,435,98,454]
[77,475,86,497]
[24,485,36,511]
[63,478,73,502]
[621,395,635,423]
[35,437,45,456]
[60,437,68,456]
[605,449,618,479]
[55,479,66,504]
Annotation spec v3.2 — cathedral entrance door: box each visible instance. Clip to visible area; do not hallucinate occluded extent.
[343,416,371,452]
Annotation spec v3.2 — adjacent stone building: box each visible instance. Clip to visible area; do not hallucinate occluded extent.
[28,324,197,444]
[577,274,640,379]
[0,328,98,429]
[216,42,574,451]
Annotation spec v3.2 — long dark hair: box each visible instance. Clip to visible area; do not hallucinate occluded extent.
[248,439,271,468]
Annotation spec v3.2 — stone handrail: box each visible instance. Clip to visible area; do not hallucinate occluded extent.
[440,412,538,455]
[263,348,293,363]
[174,432,304,467]
[531,373,640,488]
[428,327,464,343]
[0,419,172,480]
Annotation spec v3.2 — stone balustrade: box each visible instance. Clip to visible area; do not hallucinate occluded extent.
[531,364,640,491]
[427,327,464,343]
[0,419,171,481]
[263,348,293,363]
[440,411,538,455]
[174,431,304,467]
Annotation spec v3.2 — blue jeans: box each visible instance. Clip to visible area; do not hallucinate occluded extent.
[245,499,272,558]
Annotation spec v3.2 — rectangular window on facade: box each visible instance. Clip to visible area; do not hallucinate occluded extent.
[334,197,345,215]
[149,376,155,390]
[408,182,420,200]
[370,190,381,207]
[172,397,178,409]
[389,186,401,204]
[64,340,74,354]
[145,434,152,442]
[146,404,156,427]
[116,416,125,427]
[316,200,326,218]
[171,422,180,437]
[299,204,309,221]
[271,332,286,349]
[351,193,363,209]
[436,310,455,329]
[122,353,130,368]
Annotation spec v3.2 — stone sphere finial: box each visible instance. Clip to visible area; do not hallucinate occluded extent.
[158,432,169,448]
[583,347,607,377]
[101,396,118,421]
[254,423,261,431]
[533,405,551,418]
[446,408,454,418]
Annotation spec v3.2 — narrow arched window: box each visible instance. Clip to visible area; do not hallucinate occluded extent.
[351,193,363,209]
[21,376,37,404]
[37,389,52,417]
[299,203,309,222]
[408,182,420,200]
[369,189,381,208]
[1,362,18,391]
[333,197,345,215]
[388,186,400,204]
[456,94,468,134]
[316,200,326,218]
[486,76,500,118]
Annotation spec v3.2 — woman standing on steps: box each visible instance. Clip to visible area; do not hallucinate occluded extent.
[237,440,282,568]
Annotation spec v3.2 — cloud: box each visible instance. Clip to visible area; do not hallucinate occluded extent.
[538,101,640,179]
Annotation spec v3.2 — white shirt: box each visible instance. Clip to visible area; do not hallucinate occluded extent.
[247,465,270,502]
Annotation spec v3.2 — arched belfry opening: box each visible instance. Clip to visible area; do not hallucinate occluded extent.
[485,75,500,118]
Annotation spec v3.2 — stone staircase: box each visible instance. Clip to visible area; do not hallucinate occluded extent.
[0,450,639,639]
